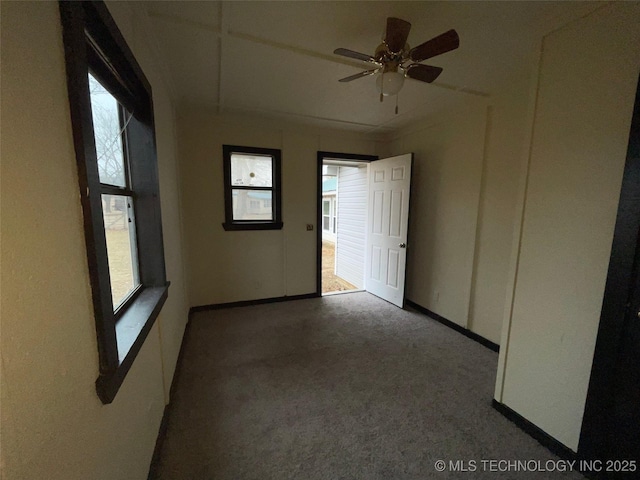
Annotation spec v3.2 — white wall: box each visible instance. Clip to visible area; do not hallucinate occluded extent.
[336,166,368,289]
[495,2,640,451]
[178,108,385,306]
[0,2,189,479]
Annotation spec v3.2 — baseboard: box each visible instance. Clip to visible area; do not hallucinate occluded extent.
[492,400,578,461]
[189,292,318,314]
[491,400,610,479]
[405,299,499,352]
[147,318,193,480]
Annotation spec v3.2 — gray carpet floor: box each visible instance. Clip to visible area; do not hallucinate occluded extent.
[153,292,584,479]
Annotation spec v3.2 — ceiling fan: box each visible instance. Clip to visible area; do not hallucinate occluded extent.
[333,17,459,109]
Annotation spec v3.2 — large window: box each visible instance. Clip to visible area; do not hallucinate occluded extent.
[60,1,168,403]
[222,145,283,230]
[89,74,141,311]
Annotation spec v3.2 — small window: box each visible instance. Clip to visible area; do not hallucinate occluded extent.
[222,145,282,230]
[322,198,337,234]
[322,200,331,231]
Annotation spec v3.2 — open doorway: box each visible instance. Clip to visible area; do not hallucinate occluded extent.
[317,152,377,295]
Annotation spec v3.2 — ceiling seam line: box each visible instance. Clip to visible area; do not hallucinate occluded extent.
[218,104,391,131]
[147,12,221,35]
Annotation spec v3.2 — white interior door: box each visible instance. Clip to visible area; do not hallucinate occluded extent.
[365,153,412,307]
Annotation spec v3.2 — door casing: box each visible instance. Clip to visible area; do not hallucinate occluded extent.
[316,152,377,296]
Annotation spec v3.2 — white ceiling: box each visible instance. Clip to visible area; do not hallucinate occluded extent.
[142,1,600,134]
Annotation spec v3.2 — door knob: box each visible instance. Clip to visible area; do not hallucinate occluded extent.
[399,243,406,248]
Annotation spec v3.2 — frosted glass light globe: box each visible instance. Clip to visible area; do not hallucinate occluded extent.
[376,70,405,96]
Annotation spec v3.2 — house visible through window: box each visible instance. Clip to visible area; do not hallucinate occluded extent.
[222,145,283,230]
[323,199,331,231]
[322,198,337,234]
[321,173,337,236]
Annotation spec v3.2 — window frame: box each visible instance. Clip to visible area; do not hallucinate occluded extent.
[322,197,338,234]
[59,0,169,404]
[222,145,283,231]
[90,77,142,315]
[322,199,331,232]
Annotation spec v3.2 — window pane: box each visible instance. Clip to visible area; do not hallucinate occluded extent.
[89,74,127,187]
[231,154,272,187]
[232,189,273,220]
[323,200,330,215]
[323,216,330,231]
[102,194,139,309]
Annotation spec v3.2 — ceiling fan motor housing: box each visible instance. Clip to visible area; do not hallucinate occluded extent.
[375,43,409,74]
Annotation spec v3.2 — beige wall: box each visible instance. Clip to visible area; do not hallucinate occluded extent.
[495,2,640,451]
[3,1,639,477]
[390,102,488,328]
[179,75,532,347]
[388,81,529,343]
[178,108,384,306]
[0,2,189,479]
[468,79,532,343]
[105,0,190,405]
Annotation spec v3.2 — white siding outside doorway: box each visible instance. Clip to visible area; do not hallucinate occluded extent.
[336,165,368,289]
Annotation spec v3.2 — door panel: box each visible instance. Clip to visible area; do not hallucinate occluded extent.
[365,153,412,307]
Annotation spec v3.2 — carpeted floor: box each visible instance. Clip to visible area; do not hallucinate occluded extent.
[152,292,584,479]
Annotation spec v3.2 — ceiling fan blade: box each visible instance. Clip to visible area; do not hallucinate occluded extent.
[409,29,459,62]
[385,17,411,53]
[334,48,376,64]
[338,69,378,83]
[405,64,443,83]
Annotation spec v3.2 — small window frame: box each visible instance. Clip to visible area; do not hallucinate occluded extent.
[222,145,283,231]
[59,0,169,404]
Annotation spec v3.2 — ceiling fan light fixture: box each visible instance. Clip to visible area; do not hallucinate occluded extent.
[334,17,459,102]
[376,70,405,96]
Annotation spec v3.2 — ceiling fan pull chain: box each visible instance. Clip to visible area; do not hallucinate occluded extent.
[380,71,384,102]
[395,94,399,114]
